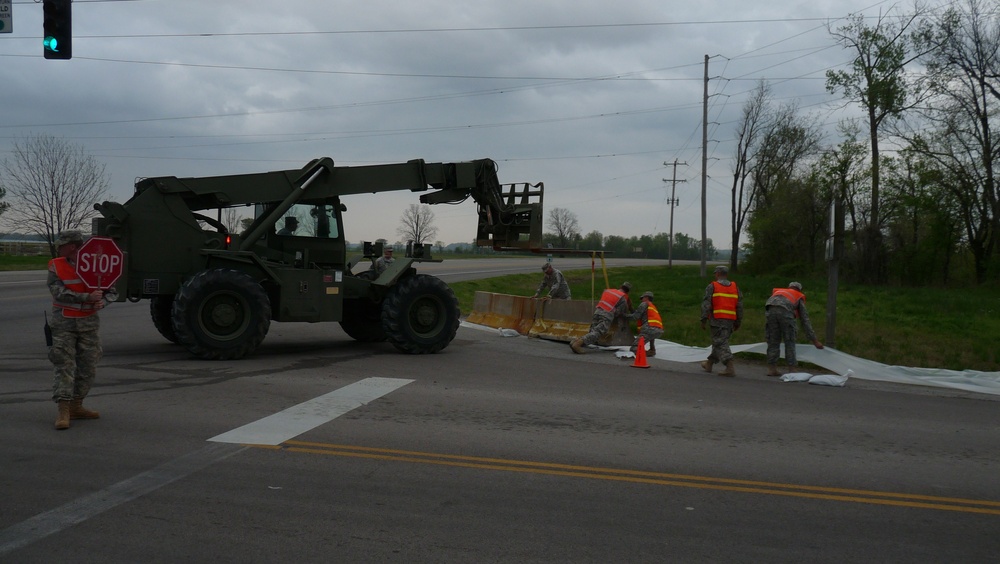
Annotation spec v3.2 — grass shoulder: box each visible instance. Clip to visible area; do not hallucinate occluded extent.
[0,255,50,271]
[448,265,1000,373]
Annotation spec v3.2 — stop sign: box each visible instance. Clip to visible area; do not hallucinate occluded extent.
[76,236,124,290]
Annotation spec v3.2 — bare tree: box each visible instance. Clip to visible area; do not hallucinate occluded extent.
[548,207,579,248]
[221,207,252,234]
[396,203,438,245]
[730,80,772,271]
[750,103,822,209]
[1,134,110,256]
[0,185,9,219]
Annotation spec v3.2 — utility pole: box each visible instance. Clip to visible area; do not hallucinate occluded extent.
[700,54,709,277]
[662,160,687,268]
[826,192,845,348]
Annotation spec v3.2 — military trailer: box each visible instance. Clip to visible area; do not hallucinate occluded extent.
[93,157,543,359]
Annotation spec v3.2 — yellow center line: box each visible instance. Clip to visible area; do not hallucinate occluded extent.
[249,440,1000,516]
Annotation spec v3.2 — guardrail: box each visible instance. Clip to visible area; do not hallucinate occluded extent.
[465,291,633,346]
[0,242,48,256]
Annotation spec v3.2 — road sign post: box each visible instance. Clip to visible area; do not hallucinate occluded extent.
[76,237,124,290]
[0,0,12,34]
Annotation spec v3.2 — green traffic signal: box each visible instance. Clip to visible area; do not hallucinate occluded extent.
[43,36,60,53]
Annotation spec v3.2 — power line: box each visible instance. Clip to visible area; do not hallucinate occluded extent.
[2,16,905,39]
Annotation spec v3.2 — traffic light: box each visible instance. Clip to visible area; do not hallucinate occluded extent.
[43,0,72,60]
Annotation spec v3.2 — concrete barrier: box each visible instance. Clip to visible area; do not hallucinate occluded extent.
[466,292,538,335]
[466,291,633,346]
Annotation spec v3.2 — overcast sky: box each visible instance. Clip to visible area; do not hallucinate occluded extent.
[0,0,946,249]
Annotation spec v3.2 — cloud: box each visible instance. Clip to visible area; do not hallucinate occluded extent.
[1,0,919,249]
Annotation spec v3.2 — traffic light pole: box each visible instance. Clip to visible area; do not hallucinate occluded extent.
[42,0,72,60]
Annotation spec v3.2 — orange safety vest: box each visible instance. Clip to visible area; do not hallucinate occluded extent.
[711,280,739,320]
[597,288,626,313]
[646,303,663,329]
[771,287,805,317]
[49,258,98,318]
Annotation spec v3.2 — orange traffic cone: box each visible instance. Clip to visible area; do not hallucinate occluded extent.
[631,336,650,369]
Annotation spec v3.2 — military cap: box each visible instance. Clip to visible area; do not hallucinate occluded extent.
[542,263,552,271]
[641,291,654,299]
[55,230,84,247]
[714,265,729,275]
[789,281,802,291]
[621,281,632,292]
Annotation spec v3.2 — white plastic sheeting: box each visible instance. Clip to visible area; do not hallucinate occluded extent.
[647,339,1000,397]
[461,321,1000,397]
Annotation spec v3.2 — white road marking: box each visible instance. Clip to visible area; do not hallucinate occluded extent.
[208,377,414,445]
[0,443,246,556]
[0,377,413,555]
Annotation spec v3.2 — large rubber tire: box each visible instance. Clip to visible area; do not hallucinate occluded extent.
[340,271,387,342]
[150,295,180,344]
[172,269,271,360]
[381,274,460,354]
[340,300,387,342]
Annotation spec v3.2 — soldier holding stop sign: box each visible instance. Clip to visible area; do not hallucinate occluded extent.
[47,230,109,430]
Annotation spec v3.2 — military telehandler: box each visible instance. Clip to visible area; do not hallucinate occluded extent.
[93,157,543,359]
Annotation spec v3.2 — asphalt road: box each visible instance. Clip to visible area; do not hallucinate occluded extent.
[1,261,998,562]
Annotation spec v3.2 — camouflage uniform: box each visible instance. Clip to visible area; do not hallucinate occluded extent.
[580,284,632,346]
[700,273,743,365]
[765,285,818,368]
[534,265,571,299]
[48,236,103,404]
[374,251,395,274]
[628,295,663,351]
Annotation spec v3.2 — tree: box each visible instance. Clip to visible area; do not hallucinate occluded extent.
[826,4,932,282]
[0,185,9,219]
[745,176,829,275]
[0,134,110,256]
[730,80,772,272]
[580,230,604,251]
[547,207,579,248]
[604,234,628,255]
[731,86,821,274]
[881,148,963,284]
[221,207,251,234]
[910,0,1000,282]
[396,203,438,245]
[671,233,717,261]
[811,123,870,279]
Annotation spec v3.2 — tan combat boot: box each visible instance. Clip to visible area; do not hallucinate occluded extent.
[700,360,713,373]
[55,400,71,430]
[648,343,656,357]
[69,398,100,420]
[767,365,780,377]
[570,338,586,354]
[719,360,736,377]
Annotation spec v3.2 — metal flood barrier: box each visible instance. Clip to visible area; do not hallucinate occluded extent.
[465,292,633,346]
